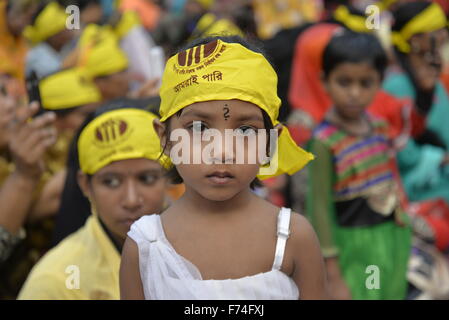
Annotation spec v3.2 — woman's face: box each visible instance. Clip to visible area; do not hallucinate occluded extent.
[78,158,167,241]
[157,100,274,202]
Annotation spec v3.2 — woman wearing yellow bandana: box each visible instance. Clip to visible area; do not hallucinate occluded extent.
[18,104,171,299]
[120,36,328,300]
[383,1,449,204]
[24,1,76,78]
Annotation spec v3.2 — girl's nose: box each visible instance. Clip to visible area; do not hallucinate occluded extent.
[122,181,143,211]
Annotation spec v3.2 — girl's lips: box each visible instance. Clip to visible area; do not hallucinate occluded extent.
[206,171,234,185]
[207,175,233,185]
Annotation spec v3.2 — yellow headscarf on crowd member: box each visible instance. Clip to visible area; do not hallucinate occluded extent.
[76,24,129,78]
[391,2,447,53]
[192,13,244,39]
[159,39,314,179]
[78,108,170,175]
[39,68,101,110]
[23,1,68,45]
[112,10,141,39]
[333,5,371,33]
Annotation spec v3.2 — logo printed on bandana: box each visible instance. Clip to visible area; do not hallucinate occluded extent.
[173,40,226,75]
[94,118,130,147]
[177,40,218,67]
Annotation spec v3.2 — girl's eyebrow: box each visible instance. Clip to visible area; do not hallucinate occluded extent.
[180,109,212,119]
[235,114,264,122]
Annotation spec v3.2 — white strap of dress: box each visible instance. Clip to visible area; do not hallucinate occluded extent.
[272,207,292,271]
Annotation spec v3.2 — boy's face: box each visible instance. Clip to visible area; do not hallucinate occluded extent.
[78,158,167,242]
[323,62,381,120]
[158,100,272,202]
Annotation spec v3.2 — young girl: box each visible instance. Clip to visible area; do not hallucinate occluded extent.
[18,103,171,299]
[306,30,412,300]
[120,36,328,300]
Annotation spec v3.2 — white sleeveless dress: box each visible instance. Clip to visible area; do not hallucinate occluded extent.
[128,207,299,300]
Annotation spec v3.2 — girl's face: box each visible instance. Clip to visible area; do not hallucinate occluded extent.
[323,62,381,120]
[159,100,271,202]
[78,158,167,242]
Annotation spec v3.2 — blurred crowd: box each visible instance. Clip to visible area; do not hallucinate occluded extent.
[1,0,449,300]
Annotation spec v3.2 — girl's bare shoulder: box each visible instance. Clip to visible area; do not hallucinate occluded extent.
[288,211,321,255]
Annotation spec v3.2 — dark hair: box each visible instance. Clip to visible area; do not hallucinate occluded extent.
[391,1,432,33]
[51,97,161,246]
[322,30,388,79]
[163,36,276,189]
[29,1,50,25]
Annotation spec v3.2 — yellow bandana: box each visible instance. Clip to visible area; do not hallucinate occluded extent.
[78,109,169,175]
[76,24,129,78]
[333,5,370,33]
[113,11,141,39]
[39,68,101,110]
[391,3,447,53]
[23,2,68,45]
[159,39,314,179]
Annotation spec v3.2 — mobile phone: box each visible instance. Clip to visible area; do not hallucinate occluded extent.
[25,70,45,117]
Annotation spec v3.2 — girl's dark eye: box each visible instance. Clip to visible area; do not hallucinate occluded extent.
[236,125,257,136]
[139,173,160,186]
[101,176,121,188]
[337,78,351,87]
[187,121,208,132]
[361,79,374,88]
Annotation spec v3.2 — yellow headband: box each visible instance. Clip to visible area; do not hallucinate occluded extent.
[159,39,314,179]
[78,108,170,175]
[113,11,141,39]
[77,24,129,78]
[24,2,68,45]
[392,3,447,53]
[333,5,370,33]
[39,68,101,110]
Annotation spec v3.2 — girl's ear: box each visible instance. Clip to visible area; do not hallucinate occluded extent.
[77,170,92,200]
[153,118,169,155]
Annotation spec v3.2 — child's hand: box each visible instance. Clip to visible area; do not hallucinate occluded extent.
[327,275,352,300]
[325,257,352,300]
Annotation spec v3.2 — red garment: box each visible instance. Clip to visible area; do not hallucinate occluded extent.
[441,65,449,95]
[288,23,337,124]
[408,199,449,251]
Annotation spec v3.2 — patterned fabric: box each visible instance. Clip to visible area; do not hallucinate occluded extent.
[313,115,398,214]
